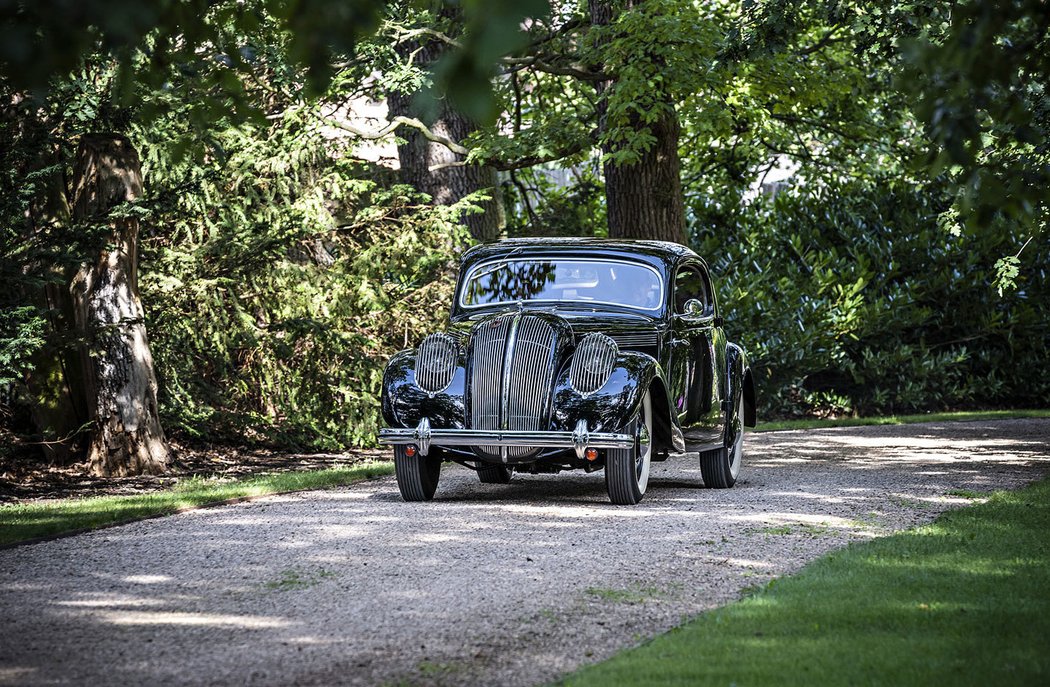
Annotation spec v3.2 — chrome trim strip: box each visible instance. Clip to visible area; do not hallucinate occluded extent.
[498,311,522,462]
[378,427,634,450]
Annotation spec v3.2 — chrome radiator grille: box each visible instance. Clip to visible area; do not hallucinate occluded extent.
[469,315,512,452]
[469,314,558,460]
[505,316,556,458]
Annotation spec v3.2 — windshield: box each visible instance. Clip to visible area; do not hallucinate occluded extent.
[460,258,664,312]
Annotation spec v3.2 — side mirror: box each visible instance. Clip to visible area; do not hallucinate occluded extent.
[683,298,704,316]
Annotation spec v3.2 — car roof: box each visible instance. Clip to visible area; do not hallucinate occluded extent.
[461,238,703,271]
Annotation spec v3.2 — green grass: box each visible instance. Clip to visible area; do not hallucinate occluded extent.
[946,488,988,500]
[0,462,393,547]
[558,478,1050,687]
[757,408,1050,432]
[264,566,336,591]
[585,586,664,603]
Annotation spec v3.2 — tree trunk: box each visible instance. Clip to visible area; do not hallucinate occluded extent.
[387,38,504,242]
[600,113,687,243]
[590,0,688,244]
[69,134,170,476]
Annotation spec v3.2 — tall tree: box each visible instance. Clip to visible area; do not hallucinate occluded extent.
[69,135,170,476]
[589,0,686,243]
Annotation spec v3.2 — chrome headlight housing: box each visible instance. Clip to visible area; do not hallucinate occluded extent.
[569,333,618,395]
[416,333,458,393]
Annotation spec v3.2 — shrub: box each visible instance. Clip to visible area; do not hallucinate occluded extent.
[693,179,1049,418]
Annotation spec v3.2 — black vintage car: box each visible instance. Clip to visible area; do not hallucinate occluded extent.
[379,238,756,504]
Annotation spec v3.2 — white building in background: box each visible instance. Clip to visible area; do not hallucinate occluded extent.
[746,155,800,201]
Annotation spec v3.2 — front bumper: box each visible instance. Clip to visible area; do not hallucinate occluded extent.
[378,418,634,460]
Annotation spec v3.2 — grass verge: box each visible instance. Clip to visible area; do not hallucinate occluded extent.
[757,408,1050,432]
[0,462,393,547]
[559,477,1050,686]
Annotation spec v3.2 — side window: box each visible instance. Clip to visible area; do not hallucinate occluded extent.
[674,266,710,314]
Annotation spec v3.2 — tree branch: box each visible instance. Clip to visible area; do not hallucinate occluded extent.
[501,54,610,81]
[509,168,540,225]
[429,130,599,173]
[798,26,846,55]
[324,115,470,156]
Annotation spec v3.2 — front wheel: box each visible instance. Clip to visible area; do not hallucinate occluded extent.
[605,390,653,505]
[700,393,744,489]
[394,446,442,501]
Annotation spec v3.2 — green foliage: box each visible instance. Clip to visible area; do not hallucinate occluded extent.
[0,308,46,387]
[561,477,1050,686]
[1,11,478,451]
[137,106,471,448]
[503,164,607,238]
[0,0,549,126]
[696,179,1050,418]
[899,0,1050,234]
[0,99,72,390]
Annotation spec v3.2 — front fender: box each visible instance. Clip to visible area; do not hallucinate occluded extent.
[552,351,675,444]
[723,343,757,446]
[381,348,466,429]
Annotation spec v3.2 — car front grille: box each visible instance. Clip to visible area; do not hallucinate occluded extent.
[469,313,558,460]
[415,333,458,393]
[609,331,659,349]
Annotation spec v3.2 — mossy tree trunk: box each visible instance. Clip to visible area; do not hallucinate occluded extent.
[69,134,170,476]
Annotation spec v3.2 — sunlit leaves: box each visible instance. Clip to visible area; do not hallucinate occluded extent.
[993,255,1021,297]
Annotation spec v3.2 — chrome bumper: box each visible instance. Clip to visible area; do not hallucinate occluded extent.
[378,418,633,459]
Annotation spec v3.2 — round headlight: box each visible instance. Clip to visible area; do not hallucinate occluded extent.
[416,333,458,393]
[570,333,618,395]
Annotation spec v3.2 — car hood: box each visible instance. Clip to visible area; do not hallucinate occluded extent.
[449,307,663,349]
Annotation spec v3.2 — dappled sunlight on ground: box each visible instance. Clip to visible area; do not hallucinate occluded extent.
[93,610,294,629]
[0,419,1048,686]
[729,512,861,529]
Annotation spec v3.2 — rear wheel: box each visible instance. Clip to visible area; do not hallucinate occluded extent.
[700,393,743,489]
[605,390,653,505]
[477,463,513,484]
[394,445,442,501]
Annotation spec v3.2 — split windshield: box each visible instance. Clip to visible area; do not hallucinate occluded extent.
[460,258,664,312]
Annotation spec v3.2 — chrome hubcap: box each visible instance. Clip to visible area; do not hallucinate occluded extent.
[729,394,743,480]
[636,391,653,493]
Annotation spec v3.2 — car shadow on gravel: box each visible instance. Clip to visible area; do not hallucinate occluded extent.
[369,463,725,506]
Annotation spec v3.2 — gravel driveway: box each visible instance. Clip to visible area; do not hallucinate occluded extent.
[2,419,1048,686]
